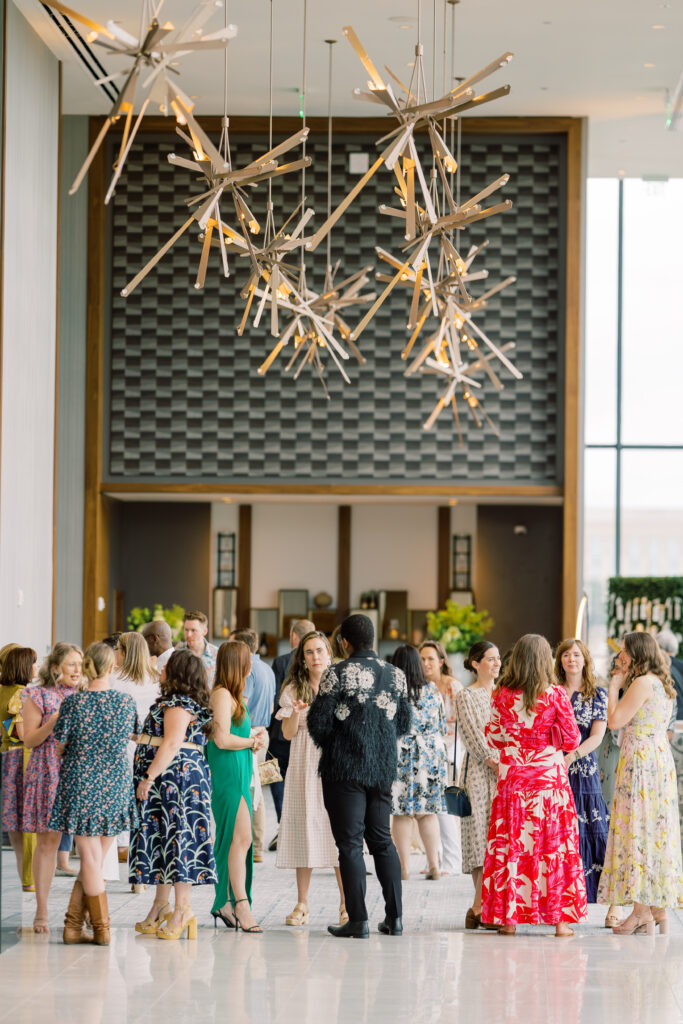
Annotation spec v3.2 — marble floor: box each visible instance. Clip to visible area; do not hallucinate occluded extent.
[1,809,682,1024]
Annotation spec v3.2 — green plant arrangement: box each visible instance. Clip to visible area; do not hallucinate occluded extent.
[426,601,494,654]
[607,577,682,642]
[126,603,186,642]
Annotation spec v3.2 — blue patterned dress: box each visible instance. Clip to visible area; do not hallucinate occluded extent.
[391,684,447,815]
[129,694,216,886]
[567,687,610,902]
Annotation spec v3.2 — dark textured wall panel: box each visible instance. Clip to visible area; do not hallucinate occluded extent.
[106,129,565,484]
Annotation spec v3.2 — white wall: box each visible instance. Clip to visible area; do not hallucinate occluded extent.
[250,504,338,608]
[0,3,59,653]
[350,505,438,609]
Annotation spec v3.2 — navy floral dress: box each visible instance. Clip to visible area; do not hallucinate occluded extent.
[392,684,447,815]
[567,687,610,902]
[49,690,139,836]
[129,694,216,886]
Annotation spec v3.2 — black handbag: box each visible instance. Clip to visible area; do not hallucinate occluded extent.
[444,723,471,817]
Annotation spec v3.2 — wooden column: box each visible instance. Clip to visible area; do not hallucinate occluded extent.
[82,119,109,644]
[237,503,252,628]
[561,119,584,638]
[438,506,450,609]
[337,505,351,622]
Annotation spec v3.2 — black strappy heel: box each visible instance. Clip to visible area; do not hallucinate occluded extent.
[211,908,236,929]
[234,898,263,934]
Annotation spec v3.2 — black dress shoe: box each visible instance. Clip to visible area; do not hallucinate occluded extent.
[327,919,369,939]
[378,917,403,936]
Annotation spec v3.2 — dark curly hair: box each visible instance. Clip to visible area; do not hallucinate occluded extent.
[159,650,211,732]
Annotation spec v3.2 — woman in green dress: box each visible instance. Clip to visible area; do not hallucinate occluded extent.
[207,641,267,933]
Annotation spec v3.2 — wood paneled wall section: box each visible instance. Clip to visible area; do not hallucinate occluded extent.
[437,507,451,609]
[237,504,252,628]
[83,122,108,644]
[337,505,351,622]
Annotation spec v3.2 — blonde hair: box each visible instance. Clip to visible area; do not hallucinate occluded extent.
[39,643,83,689]
[623,632,676,700]
[82,642,115,682]
[119,632,157,685]
[498,634,556,713]
[554,638,599,701]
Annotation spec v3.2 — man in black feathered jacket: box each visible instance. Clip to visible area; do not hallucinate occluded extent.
[307,614,411,938]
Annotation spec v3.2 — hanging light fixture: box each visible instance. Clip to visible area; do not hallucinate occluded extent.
[45,0,238,203]
[120,0,311,296]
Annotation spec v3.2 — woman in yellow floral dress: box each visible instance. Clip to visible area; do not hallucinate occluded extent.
[598,632,683,933]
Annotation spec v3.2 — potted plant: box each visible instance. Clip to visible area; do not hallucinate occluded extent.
[426,601,494,683]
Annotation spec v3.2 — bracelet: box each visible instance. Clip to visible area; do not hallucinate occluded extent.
[574,750,580,762]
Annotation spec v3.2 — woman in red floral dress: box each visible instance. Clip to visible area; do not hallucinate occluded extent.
[481,634,587,936]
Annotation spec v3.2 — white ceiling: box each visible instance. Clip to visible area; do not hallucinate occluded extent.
[16,0,683,176]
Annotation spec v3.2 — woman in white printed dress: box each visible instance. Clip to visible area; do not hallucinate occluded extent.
[276,631,346,927]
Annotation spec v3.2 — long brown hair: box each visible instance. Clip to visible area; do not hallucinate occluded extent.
[1,647,36,687]
[498,634,555,713]
[214,640,250,724]
[419,640,453,678]
[554,638,599,701]
[622,632,675,699]
[284,631,332,704]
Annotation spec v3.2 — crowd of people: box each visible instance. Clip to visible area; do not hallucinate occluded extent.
[1,608,682,944]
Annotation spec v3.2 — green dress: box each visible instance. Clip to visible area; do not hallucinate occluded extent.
[206,704,253,912]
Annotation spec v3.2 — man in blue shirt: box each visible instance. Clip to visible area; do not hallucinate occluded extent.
[231,629,276,861]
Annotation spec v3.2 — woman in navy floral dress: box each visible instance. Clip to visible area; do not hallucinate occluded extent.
[129,650,216,941]
[555,639,610,906]
[50,642,138,945]
[390,645,447,880]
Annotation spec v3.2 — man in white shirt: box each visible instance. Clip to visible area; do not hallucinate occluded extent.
[142,620,175,673]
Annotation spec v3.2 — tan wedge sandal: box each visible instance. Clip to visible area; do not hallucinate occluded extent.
[285,902,309,927]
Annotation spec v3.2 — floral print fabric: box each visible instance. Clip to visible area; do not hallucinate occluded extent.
[129,694,216,886]
[481,685,587,926]
[566,688,610,902]
[49,690,139,836]
[21,684,74,833]
[598,678,683,907]
[392,684,447,815]
[455,686,498,873]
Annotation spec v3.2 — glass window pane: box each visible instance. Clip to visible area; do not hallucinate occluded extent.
[584,179,618,445]
[621,449,683,576]
[583,447,616,666]
[622,179,683,444]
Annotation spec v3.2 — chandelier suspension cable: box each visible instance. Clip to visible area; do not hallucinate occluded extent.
[299,0,308,282]
[325,38,336,283]
[219,0,232,167]
[265,0,275,243]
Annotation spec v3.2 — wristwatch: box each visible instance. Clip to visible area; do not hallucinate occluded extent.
[144,772,154,782]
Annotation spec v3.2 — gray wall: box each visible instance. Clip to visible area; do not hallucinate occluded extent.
[55,115,88,645]
[110,501,212,629]
[0,2,59,653]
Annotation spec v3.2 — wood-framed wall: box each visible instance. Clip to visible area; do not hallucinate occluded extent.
[82,115,583,643]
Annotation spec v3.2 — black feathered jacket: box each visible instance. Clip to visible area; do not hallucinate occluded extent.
[307,650,411,790]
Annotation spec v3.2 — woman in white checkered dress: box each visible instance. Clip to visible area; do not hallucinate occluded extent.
[275,631,346,927]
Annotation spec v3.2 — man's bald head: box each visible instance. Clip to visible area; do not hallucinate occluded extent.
[142,619,173,657]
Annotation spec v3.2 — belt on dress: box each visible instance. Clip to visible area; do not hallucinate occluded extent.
[136,734,203,752]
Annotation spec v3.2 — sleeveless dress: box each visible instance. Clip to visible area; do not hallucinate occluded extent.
[206,704,253,911]
[566,688,610,902]
[275,684,338,868]
[481,686,588,926]
[455,686,499,873]
[21,684,74,833]
[598,678,683,907]
[49,690,138,835]
[391,684,447,815]
[129,694,216,886]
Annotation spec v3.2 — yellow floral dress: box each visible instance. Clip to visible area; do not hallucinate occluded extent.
[598,678,683,907]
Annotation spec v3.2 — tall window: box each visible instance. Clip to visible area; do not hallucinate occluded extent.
[584,178,683,657]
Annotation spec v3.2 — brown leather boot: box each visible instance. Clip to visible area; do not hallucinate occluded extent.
[85,890,111,946]
[63,880,92,944]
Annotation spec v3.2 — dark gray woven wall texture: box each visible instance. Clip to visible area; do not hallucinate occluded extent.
[107,129,564,484]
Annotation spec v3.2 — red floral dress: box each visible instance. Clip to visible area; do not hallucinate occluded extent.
[481,685,588,926]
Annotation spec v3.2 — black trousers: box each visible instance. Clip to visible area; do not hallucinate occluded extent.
[268,737,290,821]
[322,779,402,923]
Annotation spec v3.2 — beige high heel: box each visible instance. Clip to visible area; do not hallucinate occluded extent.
[612,913,655,935]
[157,906,197,940]
[135,900,172,935]
[650,909,668,934]
[285,902,309,927]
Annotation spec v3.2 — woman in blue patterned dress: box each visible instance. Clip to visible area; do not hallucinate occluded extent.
[50,642,138,945]
[555,639,611,909]
[129,650,216,941]
[390,645,447,880]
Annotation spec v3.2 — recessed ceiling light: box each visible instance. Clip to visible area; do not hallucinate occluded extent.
[388,15,416,23]
[644,62,656,68]
[652,24,664,28]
